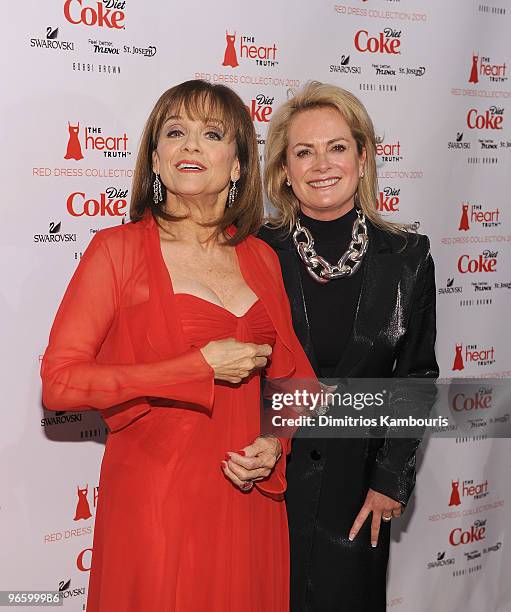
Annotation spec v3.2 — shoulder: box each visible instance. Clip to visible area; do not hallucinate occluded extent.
[370,223,432,263]
[244,233,282,268]
[257,223,293,252]
[89,219,146,254]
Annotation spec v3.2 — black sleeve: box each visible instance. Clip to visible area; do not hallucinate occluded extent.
[370,236,439,505]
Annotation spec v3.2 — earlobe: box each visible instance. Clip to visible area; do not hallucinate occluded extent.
[152,151,159,174]
[231,159,241,182]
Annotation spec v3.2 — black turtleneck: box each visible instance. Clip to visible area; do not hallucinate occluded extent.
[298,207,364,377]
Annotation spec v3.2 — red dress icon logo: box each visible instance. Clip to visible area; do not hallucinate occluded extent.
[222,31,239,68]
[452,344,464,371]
[469,53,479,84]
[449,480,462,506]
[64,122,83,161]
[74,485,92,521]
[459,203,470,231]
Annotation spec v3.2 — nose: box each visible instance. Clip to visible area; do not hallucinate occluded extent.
[182,130,201,153]
[312,149,332,173]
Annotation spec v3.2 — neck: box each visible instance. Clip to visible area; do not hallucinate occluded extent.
[160,191,229,246]
[299,200,354,221]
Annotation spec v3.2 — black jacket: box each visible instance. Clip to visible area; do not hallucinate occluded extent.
[259,220,439,612]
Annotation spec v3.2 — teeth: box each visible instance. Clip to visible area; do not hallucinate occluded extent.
[177,163,203,170]
[309,178,340,188]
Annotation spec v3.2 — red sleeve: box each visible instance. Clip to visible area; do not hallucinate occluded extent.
[41,232,214,413]
[254,240,317,498]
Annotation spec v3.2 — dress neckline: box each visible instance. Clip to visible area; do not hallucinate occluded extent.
[174,293,262,319]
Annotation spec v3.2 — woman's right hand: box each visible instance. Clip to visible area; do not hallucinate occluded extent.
[200,338,272,384]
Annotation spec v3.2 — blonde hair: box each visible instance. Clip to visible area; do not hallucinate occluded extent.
[264,81,402,234]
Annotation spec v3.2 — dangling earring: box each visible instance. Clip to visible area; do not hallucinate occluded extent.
[359,170,365,178]
[153,172,163,204]
[286,179,291,187]
[228,179,237,208]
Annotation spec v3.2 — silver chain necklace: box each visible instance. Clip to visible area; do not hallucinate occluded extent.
[292,209,369,284]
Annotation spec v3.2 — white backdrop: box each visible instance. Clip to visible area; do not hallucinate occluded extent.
[1,0,510,610]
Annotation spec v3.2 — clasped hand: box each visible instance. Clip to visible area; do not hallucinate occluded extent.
[221,436,282,491]
[200,338,272,384]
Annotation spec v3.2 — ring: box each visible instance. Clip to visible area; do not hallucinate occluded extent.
[381,515,392,522]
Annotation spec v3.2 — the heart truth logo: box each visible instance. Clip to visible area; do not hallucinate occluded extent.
[452,343,496,370]
[449,479,489,507]
[64,122,130,160]
[468,52,507,84]
[73,484,99,521]
[458,202,500,231]
[222,31,279,68]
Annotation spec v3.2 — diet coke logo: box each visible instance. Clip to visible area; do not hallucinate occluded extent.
[67,188,128,217]
[457,250,498,273]
[76,548,93,572]
[466,106,504,130]
[247,94,274,123]
[376,186,400,212]
[64,0,125,29]
[354,28,401,55]
[451,386,493,412]
[449,520,486,547]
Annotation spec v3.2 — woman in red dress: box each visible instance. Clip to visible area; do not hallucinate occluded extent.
[41,80,315,611]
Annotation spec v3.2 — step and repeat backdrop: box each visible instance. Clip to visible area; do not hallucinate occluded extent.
[1,0,511,610]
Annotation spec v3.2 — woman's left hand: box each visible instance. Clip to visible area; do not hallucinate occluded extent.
[221,436,282,491]
[349,488,402,547]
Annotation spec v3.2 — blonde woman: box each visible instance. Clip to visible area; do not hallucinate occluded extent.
[258,82,438,611]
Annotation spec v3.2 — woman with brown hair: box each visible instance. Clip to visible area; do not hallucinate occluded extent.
[41,80,315,611]
[258,81,439,611]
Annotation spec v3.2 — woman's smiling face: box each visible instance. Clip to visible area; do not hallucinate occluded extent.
[284,106,366,220]
[152,111,239,202]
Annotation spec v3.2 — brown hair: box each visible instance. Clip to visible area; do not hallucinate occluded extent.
[130,79,263,244]
[264,81,404,234]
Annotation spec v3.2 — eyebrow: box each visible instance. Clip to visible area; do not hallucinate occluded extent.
[293,137,350,148]
[163,115,225,127]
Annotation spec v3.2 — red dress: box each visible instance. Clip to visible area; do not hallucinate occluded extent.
[41,213,316,612]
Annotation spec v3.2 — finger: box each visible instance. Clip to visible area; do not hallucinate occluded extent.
[230,462,269,481]
[392,505,402,518]
[349,506,370,541]
[221,460,250,490]
[248,343,272,357]
[253,356,268,368]
[240,436,279,460]
[227,451,264,471]
[371,512,381,547]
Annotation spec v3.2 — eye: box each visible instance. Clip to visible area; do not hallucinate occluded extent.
[296,149,310,158]
[166,128,183,138]
[332,143,346,152]
[205,130,223,141]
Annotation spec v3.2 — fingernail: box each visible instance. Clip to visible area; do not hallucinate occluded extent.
[348,534,354,541]
[224,453,231,462]
[371,542,377,548]
[237,450,246,456]
[221,461,227,469]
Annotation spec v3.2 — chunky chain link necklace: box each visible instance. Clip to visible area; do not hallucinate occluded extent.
[292,209,369,284]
